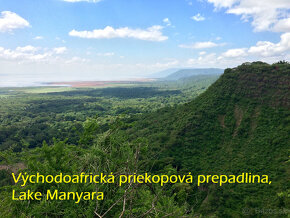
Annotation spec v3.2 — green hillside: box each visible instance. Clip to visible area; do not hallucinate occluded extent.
[0,61,289,217]
[126,61,290,216]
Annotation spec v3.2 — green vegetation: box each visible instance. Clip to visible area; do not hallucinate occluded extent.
[0,62,289,217]
[126,61,290,216]
[0,75,218,152]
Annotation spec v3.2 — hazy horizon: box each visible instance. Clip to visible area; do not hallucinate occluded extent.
[0,0,289,85]
[0,66,225,87]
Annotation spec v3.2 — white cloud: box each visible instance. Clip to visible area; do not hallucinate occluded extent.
[34,36,43,40]
[16,45,39,53]
[132,60,180,74]
[0,46,48,61]
[208,0,239,8]
[53,47,67,54]
[0,11,30,32]
[215,32,290,65]
[151,60,179,68]
[217,33,290,59]
[184,33,290,68]
[65,56,89,64]
[63,0,102,3]
[179,41,223,49]
[191,13,205,21]
[272,18,290,32]
[199,51,207,55]
[69,25,168,41]
[163,18,172,26]
[207,0,290,32]
[185,52,250,68]
[187,53,218,65]
[248,32,290,57]
[97,52,115,56]
[0,46,69,63]
[221,48,247,57]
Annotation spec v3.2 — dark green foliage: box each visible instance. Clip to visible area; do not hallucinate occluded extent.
[0,123,192,217]
[49,87,181,99]
[0,75,218,151]
[125,62,290,216]
[0,62,289,217]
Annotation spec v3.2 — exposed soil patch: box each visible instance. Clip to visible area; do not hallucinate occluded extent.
[250,106,261,133]
[233,105,243,137]
[218,115,226,128]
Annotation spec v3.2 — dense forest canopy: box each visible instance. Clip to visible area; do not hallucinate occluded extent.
[0,62,289,217]
[0,74,218,152]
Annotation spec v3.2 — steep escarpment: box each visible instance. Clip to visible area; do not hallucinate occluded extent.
[128,61,290,216]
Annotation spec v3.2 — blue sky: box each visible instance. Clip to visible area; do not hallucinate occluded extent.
[0,0,289,85]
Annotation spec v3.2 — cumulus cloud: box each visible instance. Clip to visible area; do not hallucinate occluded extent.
[215,32,290,65]
[0,46,47,61]
[187,53,218,66]
[185,52,251,68]
[53,47,67,54]
[272,18,290,33]
[248,32,290,57]
[16,45,39,53]
[179,41,223,49]
[184,33,290,68]
[220,33,290,58]
[63,0,102,3]
[69,25,168,41]
[221,48,247,57]
[0,46,68,62]
[191,13,205,21]
[0,11,30,32]
[208,0,239,8]
[207,0,290,32]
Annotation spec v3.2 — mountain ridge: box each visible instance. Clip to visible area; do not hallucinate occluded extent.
[163,68,224,80]
[149,68,224,79]
[127,61,290,216]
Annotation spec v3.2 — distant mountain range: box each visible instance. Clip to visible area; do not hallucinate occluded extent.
[149,68,224,80]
